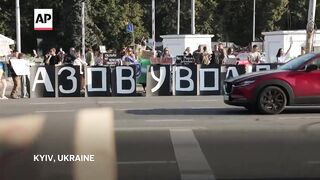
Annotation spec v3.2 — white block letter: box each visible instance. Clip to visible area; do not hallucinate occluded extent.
[151,66,166,93]
[256,65,270,72]
[175,66,194,91]
[87,67,107,92]
[226,66,239,79]
[58,67,77,94]
[116,66,135,94]
[200,68,219,91]
[32,67,54,92]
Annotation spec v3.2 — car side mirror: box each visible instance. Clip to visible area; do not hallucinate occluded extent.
[305,64,318,72]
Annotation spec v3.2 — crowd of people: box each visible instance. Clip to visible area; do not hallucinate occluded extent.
[0,40,299,99]
[181,43,264,66]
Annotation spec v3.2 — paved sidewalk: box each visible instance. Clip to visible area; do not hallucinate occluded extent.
[1,78,14,98]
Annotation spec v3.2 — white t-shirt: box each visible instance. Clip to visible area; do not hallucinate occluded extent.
[277,54,290,63]
[73,58,87,74]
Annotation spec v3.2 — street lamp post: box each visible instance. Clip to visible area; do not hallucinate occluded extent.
[152,0,155,55]
[82,2,85,59]
[177,0,180,35]
[16,0,21,52]
[191,0,195,34]
[252,0,256,42]
[306,0,317,53]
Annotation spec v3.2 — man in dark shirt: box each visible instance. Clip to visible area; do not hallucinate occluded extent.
[63,47,76,64]
[44,48,61,65]
[193,45,203,64]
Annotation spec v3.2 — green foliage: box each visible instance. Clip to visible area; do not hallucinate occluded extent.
[0,0,319,52]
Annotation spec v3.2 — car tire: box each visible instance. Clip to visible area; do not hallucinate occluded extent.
[257,86,287,114]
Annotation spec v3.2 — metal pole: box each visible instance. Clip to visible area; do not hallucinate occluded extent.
[132,31,135,46]
[16,0,21,52]
[82,2,85,59]
[191,0,195,34]
[306,0,317,53]
[152,0,156,55]
[177,0,180,35]
[252,0,256,42]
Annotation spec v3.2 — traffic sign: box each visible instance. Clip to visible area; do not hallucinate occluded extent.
[126,23,134,33]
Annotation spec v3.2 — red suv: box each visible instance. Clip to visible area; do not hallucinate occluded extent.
[224,53,320,114]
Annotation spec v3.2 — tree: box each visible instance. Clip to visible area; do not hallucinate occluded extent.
[91,0,148,49]
[255,0,289,38]
[283,0,308,30]
[0,0,15,39]
[195,0,219,38]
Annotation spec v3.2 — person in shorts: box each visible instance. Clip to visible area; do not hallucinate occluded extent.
[0,56,8,99]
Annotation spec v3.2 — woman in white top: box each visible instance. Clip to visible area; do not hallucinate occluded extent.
[276,43,292,63]
[73,51,87,91]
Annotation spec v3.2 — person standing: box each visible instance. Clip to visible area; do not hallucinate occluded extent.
[217,43,227,65]
[193,45,203,64]
[226,47,236,59]
[8,51,20,99]
[248,45,262,64]
[122,48,137,64]
[64,47,76,64]
[73,51,87,91]
[162,47,171,58]
[276,43,292,63]
[211,43,226,65]
[44,48,61,65]
[0,56,8,99]
[201,46,210,65]
[85,47,95,66]
[19,53,29,98]
[211,45,219,65]
[57,48,65,62]
[183,47,192,56]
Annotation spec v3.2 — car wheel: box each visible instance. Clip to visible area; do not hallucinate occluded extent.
[258,86,287,114]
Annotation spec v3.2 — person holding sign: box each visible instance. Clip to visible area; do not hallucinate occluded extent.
[8,51,20,99]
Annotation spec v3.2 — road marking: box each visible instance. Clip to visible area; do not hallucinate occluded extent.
[35,110,76,113]
[307,161,320,165]
[115,108,152,111]
[98,101,133,104]
[278,117,320,120]
[186,100,217,102]
[114,107,229,111]
[115,127,207,131]
[30,102,67,105]
[145,119,194,123]
[117,161,176,165]
[170,129,216,180]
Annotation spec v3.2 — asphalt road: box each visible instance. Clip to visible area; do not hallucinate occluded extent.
[1,96,320,180]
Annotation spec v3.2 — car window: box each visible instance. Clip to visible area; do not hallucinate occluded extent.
[304,58,320,70]
[312,58,320,67]
[280,53,316,70]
